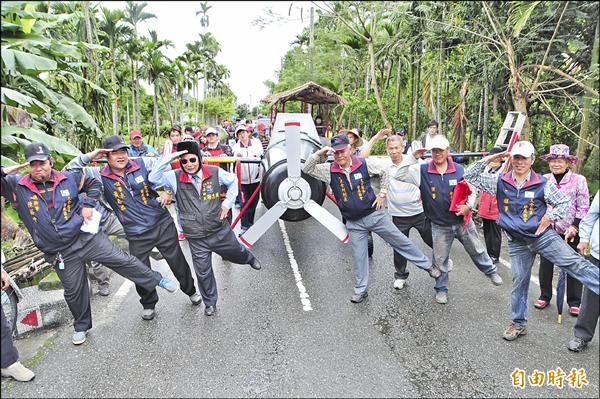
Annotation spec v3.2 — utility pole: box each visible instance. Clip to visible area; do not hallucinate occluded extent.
[308,6,314,115]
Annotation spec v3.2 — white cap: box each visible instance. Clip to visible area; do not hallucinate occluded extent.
[205,127,218,135]
[235,125,248,135]
[427,135,450,150]
[510,141,535,157]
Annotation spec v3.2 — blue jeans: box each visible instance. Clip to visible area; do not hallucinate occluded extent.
[346,211,432,295]
[431,220,497,293]
[507,228,600,327]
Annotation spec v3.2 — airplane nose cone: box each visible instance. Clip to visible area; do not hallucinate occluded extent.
[260,160,326,221]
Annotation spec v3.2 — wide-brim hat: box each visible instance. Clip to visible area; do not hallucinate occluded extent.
[343,128,364,147]
[540,144,577,164]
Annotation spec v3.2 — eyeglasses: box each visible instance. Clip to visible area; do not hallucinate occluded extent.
[180,157,198,165]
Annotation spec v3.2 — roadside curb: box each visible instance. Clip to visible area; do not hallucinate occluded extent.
[14,285,70,337]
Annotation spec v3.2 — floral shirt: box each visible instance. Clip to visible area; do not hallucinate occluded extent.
[544,170,589,234]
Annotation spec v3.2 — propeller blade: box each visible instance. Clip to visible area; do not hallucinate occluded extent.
[239,201,288,248]
[285,121,301,179]
[303,200,349,243]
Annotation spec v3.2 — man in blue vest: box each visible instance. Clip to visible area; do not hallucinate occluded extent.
[303,134,442,303]
[68,136,201,321]
[395,135,503,305]
[1,143,179,345]
[464,141,599,341]
[148,140,261,316]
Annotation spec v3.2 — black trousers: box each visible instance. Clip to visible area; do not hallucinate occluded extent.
[574,255,599,341]
[392,212,433,280]
[1,306,18,368]
[49,232,162,332]
[240,182,260,230]
[482,218,502,261]
[128,219,196,309]
[538,233,582,307]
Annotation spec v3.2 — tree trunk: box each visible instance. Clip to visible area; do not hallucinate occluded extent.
[575,18,599,174]
[83,1,97,79]
[394,58,402,119]
[110,50,118,136]
[367,38,392,129]
[411,58,421,141]
[475,88,483,152]
[436,69,442,135]
[505,38,531,139]
[483,81,489,150]
[154,90,160,138]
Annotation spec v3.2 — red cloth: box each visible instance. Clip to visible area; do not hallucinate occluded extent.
[449,180,472,231]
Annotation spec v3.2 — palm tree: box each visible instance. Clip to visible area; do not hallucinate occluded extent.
[140,31,173,138]
[99,7,131,136]
[124,1,156,128]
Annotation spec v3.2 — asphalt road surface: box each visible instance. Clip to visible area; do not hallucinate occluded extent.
[2,200,598,398]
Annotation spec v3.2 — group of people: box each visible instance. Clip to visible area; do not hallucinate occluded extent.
[302,127,598,350]
[1,118,599,383]
[1,128,267,379]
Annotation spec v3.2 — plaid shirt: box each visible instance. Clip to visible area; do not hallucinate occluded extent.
[464,159,569,222]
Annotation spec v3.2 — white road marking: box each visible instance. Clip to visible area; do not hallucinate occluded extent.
[278,219,313,311]
[498,257,557,296]
[114,279,134,298]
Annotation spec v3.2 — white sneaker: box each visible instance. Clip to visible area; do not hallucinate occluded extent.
[1,362,35,382]
[393,279,406,290]
[447,259,454,272]
[141,308,156,320]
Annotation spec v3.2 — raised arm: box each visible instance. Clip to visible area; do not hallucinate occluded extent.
[394,150,422,188]
[302,146,332,184]
[360,128,392,157]
[463,151,508,195]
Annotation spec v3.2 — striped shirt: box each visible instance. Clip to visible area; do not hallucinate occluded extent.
[387,162,424,217]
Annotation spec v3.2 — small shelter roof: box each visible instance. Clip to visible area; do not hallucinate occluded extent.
[262,82,346,107]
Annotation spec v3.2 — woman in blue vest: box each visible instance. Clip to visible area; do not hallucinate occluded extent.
[303,134,442,303]
[1,143,179,345]
[464,141,600,342]
[149,140,261,316]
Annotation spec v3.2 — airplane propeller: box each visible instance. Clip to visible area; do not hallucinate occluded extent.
[239,121,349,248]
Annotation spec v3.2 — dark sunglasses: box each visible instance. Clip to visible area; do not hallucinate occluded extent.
[180,157,198,165]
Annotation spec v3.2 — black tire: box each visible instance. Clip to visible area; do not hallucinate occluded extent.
[1,287,19,337]
[368,232,374,257]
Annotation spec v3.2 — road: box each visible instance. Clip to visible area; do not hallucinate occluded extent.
[2,200,598,398]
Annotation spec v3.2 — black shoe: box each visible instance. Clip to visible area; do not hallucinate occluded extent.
[249,258,262,270]
[567,336,588,352]
[204,305,216,316]
[97,285,110,296]
[150,251,164,260]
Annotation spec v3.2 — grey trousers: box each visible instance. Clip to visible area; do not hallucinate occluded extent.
[1,306,18,368]
[89,213,127,287]
[574,255,599,342]
[188,223,255,307]
[49,232,162,332]
[346,210,432,295]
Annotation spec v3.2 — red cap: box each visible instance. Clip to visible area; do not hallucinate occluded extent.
[257,123,266,131]
[129,130,142,140]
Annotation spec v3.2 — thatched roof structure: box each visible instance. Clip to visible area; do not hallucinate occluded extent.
[262,82,346,107]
